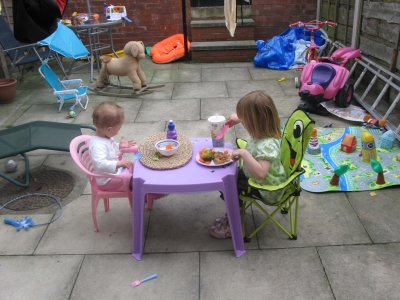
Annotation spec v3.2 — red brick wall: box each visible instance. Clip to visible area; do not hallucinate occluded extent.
[64,0,189,50]
[252,0,317,40]
[64,0,316,51]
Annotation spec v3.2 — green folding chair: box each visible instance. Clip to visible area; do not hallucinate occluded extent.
[0,121,94,187]
[239,109,315,241]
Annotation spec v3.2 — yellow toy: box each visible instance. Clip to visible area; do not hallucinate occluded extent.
[361,130,377,162]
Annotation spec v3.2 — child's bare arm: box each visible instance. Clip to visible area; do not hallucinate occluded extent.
[232,149,271,180]
[226,113,241,127]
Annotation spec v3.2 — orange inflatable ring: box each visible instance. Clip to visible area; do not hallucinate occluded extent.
[150,34,191,64]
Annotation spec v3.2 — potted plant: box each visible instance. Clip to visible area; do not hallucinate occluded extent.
[0,78,17,104]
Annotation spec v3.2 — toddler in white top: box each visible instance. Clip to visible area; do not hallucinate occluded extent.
[89,101,135,190]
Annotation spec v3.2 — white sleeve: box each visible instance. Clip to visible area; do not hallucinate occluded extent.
[90,142,118,174]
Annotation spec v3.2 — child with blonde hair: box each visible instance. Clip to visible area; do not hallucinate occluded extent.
[209,90,287,238]
[89,101,136,190]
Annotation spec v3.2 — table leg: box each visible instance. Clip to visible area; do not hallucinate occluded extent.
[222,173,245,257]
[132,177,146,260]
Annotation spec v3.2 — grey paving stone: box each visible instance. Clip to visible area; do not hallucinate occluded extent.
[73,99,142,125]
[13,104,77,125]
[172,82,228,99]
[0,214,53,255]
[151,69,202,83]
[200,248,334,300]
[348,189,400,243]
[0,255,83,300]
[35,195,146,254]
[135,99,200,122]
[226,80,286,98]
[253,191,371,248]
[70,253,199,300]
[200,97,239,120]
[202,67,252,81]
[249,68,297,80]
[145,193,258,253]
[318,243,400,300]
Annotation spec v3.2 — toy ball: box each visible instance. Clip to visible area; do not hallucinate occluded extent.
[5,159,17,173]
[67,111,76,118]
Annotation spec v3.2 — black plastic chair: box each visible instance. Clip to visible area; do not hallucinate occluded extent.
[0,121,95,187]
[0,15,53,78]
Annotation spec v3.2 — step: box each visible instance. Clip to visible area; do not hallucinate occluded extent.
[190,40,256,62]
[191,6,252,19]
[191,18,254,28]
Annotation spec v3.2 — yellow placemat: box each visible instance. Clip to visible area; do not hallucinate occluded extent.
[139,132,193,170]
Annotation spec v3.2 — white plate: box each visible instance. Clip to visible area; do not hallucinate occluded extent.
[195,148,234,167]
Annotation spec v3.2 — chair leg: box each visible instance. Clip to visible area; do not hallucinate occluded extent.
[128,194,133,210]
[58,99,64,112]
[146,194,154,209]
[103,198,110,212]
[92,195,100,232]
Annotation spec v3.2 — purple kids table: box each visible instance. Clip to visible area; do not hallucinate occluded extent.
[132,137,245,260]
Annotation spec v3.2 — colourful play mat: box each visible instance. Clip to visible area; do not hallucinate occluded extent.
[300,126,400,192]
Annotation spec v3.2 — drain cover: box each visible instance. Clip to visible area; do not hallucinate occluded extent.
[0,169,74,211]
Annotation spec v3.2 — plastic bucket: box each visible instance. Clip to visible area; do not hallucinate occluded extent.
[0,78,17,104]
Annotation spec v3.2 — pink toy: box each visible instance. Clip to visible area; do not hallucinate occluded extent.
[293,20,361,115]
[131,274,158,287]
[69,135,135,232]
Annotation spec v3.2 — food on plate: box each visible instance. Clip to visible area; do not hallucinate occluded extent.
[213,150,231,165]
[198,148,231,165]
[165,144,173,150]
[199,148,214,162]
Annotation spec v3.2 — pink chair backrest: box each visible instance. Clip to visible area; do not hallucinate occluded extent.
[69,135,98,182]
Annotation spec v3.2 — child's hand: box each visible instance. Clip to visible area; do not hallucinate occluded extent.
[116,159,133,170]
[231,149,243,161]
[226,113,241,127]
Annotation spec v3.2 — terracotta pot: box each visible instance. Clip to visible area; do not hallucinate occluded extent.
[0,78,17,104]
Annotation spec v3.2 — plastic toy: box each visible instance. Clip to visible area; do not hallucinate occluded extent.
[307,128,321,155]
[371,159,385,185]
[5,159,17,173]
[66,110,76,118]
[380,130,395,149]
[363,114,386,130]
[292,21,361,115]
[361,130,377,162]
[106,5,127,21]
[341,134,357,153]
[4,216,34,231]
[131,274,158,287]
[150,34,191,64]
[330,164,349,186]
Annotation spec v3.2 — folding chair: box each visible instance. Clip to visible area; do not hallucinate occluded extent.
[0,121,95,187]
[0,15,53,78]
[239,109,315,241]
[39,62,89,112]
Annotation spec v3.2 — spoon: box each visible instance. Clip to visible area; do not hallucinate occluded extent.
[131,273,158,287]
[215,124,230,140]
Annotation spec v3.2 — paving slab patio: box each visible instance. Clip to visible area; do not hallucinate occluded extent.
[1,58,399,300]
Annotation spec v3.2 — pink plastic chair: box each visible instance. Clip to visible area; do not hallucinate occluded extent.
[69,135,134,232]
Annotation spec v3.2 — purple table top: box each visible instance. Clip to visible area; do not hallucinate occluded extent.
[133,137,237,192]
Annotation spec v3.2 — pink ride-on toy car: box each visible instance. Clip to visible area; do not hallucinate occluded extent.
[299,46,362,115]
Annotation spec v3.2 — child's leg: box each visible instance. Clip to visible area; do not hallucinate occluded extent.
[98,178,126,191]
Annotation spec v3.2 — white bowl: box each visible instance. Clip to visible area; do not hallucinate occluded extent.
[155,139,180,157]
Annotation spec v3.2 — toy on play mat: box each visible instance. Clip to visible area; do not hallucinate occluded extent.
[300,126,400,193]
